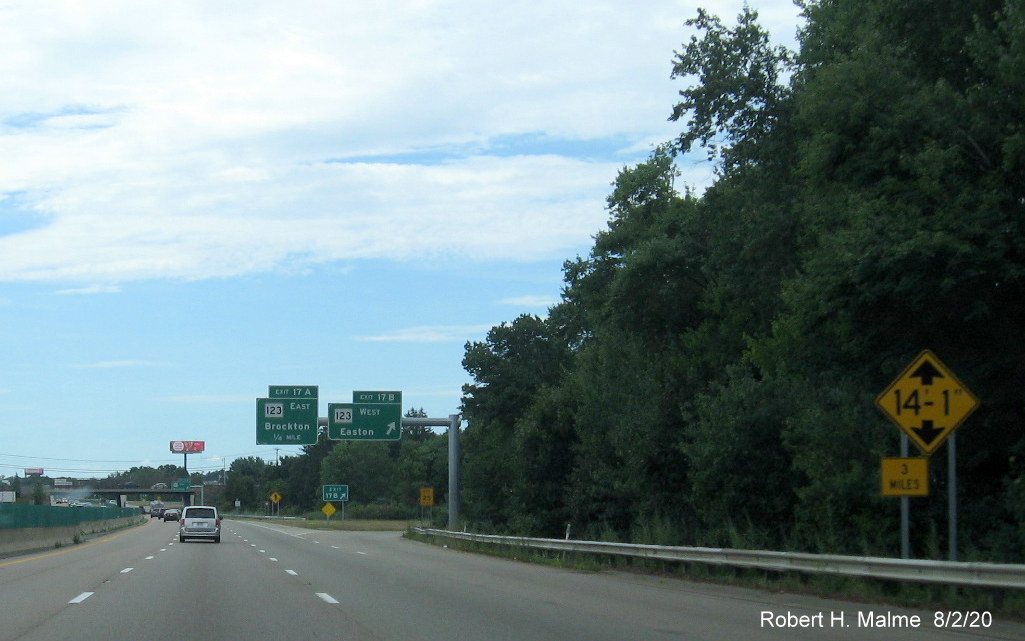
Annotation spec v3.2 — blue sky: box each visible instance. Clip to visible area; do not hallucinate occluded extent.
[0,0,801,481]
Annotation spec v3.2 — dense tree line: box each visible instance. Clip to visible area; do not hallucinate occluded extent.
[459,0,1025,560]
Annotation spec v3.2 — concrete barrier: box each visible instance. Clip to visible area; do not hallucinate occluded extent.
[0,516,146,557]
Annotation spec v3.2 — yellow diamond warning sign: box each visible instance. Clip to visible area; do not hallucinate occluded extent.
[876,350,979,456]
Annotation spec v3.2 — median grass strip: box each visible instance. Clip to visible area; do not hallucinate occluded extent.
[224,515,410,531]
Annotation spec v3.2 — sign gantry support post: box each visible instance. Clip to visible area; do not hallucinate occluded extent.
[316,412,462,528]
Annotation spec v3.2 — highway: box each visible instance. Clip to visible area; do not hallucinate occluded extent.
[2,518,1024,641]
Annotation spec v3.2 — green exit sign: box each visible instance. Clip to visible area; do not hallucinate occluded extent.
[348,390,402,441]
[323,485,349,502]
[257,385,319,445]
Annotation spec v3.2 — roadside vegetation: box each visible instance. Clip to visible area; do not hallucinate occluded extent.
[35,0,1025,571]
[458,0,1025,563]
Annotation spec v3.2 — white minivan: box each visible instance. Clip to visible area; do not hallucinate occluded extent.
[179,505,221,543]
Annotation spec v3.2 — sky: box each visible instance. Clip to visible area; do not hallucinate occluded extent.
[0,0,803,481]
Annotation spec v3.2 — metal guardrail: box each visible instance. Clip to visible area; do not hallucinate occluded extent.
[412,528,1025,590]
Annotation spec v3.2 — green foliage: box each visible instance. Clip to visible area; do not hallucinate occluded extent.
[455,0,1025,561]
[32,481,46,506]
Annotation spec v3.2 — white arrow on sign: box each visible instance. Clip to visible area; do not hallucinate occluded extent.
[386,422,396,435]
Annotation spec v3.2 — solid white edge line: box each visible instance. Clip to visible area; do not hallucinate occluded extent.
[316,593,339,604]
[69,592,94,604]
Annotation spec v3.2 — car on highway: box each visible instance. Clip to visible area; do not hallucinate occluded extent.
[163,508,180,522]
[150,506,166,519]
[179,505,220,543]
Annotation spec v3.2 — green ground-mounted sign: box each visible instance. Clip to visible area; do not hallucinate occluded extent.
[322,484,349,502]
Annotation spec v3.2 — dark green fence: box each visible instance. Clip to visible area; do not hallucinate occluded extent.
[0,504,139,529]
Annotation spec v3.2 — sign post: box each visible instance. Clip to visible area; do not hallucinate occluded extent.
[877,350,978,560]
[419,486,435,525]
[322,485,349,521]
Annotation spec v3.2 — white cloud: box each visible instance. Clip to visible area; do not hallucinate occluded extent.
[0,1,802,285]
[356,324,493,343]
[497,295,559,308]
[54,284,121,295]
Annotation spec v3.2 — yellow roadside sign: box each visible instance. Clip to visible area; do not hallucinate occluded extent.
[876,350,978,455]
[419,487,435,507]
[322,502,337,517]
[269,491,283,503]
[881,458,929,496]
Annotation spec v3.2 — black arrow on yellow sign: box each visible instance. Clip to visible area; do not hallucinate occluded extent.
[913,419,944,446]
[910,361,944,386]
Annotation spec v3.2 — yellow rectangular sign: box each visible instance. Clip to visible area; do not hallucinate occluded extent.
[881,458,929,496]
[419,487,435,507]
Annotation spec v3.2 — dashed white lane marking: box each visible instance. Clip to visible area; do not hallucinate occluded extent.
[69,592,94,604]
[357,552,367,555]
[269,558,278,562]
[331,546,339,549]
[316,593,339,604]
[120,568,134,574]
[259,549,266,553]
[145,556,155,560]
[286,570,298,576]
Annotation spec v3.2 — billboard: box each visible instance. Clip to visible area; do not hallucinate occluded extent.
[170,440,205,454]
[25,468,44,475]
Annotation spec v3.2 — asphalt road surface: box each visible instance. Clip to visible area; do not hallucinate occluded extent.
[2,518,1023,641]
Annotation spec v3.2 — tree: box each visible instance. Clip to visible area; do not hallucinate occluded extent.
[320,442,398,505]
[669,6,794,174]
[225,457,267,510]
[32,481,46,506]
[460,314,570,529]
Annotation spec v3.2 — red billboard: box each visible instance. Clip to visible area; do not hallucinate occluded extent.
[170,440,205,454]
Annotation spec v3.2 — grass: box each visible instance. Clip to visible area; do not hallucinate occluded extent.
[224,515,411,531]
[404,529,1025,621]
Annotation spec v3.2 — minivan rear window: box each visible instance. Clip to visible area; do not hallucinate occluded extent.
[186,508,216,518]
